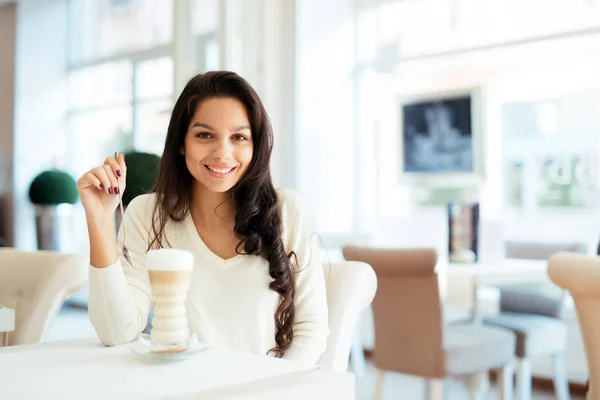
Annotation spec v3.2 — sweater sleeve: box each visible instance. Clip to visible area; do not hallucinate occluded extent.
[87,195,154,346]
[280,190,329,365]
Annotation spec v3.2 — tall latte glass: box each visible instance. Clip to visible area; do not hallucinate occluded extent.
[146,249,194,346]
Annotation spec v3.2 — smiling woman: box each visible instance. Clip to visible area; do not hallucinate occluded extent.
[77,71,329,365]
[183,97,254,194]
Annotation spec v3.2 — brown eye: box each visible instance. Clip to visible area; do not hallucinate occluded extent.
[232,134,248,141]
[195,132,212,139]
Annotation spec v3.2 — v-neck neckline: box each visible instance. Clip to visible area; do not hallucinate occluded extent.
[185,212,246,267]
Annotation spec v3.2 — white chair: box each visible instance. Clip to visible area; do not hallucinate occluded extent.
[548,252,600,400]
[0,248,88,346]
[317,261,377,372]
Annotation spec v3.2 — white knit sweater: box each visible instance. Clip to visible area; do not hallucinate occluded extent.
[87,189,329,365]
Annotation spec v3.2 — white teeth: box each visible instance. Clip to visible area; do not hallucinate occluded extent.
[206,165,233,174]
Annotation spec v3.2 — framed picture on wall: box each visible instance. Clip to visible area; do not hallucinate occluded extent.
[399,88,483,184]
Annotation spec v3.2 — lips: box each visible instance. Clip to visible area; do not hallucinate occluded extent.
[204,165,237,177]
[206,165,235,174]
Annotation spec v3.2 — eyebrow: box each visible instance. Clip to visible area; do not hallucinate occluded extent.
[191,122,251,132]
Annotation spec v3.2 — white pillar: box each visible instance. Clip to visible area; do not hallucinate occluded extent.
[260,0,297,188]
[173,0,195,95]
[217,0,297,188]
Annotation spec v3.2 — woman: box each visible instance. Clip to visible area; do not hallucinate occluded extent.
[77,71,328,365]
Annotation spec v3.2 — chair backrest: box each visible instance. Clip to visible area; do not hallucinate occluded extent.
[0,248,88,345]
[343,246,446,378]
[317,261,377,372]
[498,281,566,318]
[548,252,600,398]
[501,241,585,318]
[505,240,586,260]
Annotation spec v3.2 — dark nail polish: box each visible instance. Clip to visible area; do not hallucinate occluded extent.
[114,187,120,195]
[116,170,122,177]
[108,187,113,194]
[99,183,104,190]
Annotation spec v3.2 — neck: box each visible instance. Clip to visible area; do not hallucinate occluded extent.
[191,184,236,229]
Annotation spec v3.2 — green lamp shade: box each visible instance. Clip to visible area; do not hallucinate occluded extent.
[29,170,79,205]
[123,152,161,206]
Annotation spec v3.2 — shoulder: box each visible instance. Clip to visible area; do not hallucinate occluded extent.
[124,193,158,226]
[276,188,315,240]
[127,193,157,214]
[276,188,311,219]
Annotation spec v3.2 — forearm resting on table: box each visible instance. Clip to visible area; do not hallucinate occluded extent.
[87,215,148,346]
[87,216,118,269]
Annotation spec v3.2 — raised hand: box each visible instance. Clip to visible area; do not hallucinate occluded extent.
[77,153,127,221]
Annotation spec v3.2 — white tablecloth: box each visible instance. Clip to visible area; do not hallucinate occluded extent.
[0,338,349,399]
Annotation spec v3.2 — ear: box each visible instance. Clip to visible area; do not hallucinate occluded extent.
[179,146,185,155]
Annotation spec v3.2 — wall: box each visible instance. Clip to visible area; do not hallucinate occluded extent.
[13,0,69,250]
[0,2,16,246]
[367,30,600,259]
[296,0,356,237]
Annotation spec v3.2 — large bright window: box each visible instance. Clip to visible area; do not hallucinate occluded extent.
[357,0,600,62]
[68,0,173,64]
[66,56,173,175]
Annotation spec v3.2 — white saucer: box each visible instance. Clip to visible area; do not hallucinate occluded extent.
[129,334,208,363]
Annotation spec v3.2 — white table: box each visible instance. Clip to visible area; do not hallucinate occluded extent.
[0,306,15,346]
[440,258,550,322]
[0,338,355,399]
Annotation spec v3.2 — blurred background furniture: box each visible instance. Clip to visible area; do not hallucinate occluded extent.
[0,305,15,346]
[317,261,377,372]
[549,252,600,400]
[480,241,585,400]
[344,246,517,400]
[0,248,88,345]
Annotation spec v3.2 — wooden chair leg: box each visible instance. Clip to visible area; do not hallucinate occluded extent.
[498,362,515,400]
[464,371,489,400]
[424,378,445,400]
[374,368,385,400]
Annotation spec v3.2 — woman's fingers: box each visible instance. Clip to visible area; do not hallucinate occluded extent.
[116,153,127,177]
[104,156,124,181]
[101,164,120,195]
[77,171,105,192]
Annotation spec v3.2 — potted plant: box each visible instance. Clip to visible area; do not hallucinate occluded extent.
[122,151,161,207]
[29,170,79,251]
[113,151,161,233]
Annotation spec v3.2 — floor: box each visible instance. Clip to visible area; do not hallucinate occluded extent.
[46,307,585,400]
[353,362,585,399]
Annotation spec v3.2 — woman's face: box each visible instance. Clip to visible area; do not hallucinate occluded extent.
[183,97,254,193]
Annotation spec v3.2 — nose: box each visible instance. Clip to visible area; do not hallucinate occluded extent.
[212,138,232,161]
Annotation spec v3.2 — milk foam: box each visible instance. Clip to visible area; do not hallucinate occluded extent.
[146,249,194,271]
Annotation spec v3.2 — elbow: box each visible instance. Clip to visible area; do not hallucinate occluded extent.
[90,314,140,347]
[95,330,138,347]
[88,303,143,347]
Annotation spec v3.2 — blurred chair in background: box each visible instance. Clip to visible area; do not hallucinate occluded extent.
[482,241,584,400]
[0,248,88,346]
[549,252,600,400]
[344,246,516,400]
[317,261,377,372]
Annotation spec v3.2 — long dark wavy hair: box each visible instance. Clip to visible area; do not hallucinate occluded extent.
[148,71,296,357]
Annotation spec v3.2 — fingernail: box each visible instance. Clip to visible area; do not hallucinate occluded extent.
[114,187,120,195]
[99,183,104,190]
[116,170,122,177]
[108,187,113,194]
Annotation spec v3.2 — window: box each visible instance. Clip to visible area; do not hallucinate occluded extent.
[356,0,600,62]
[503,94,600,212]
[66,56,173,176]
[68,0,173,64]
[68,106,133,172]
